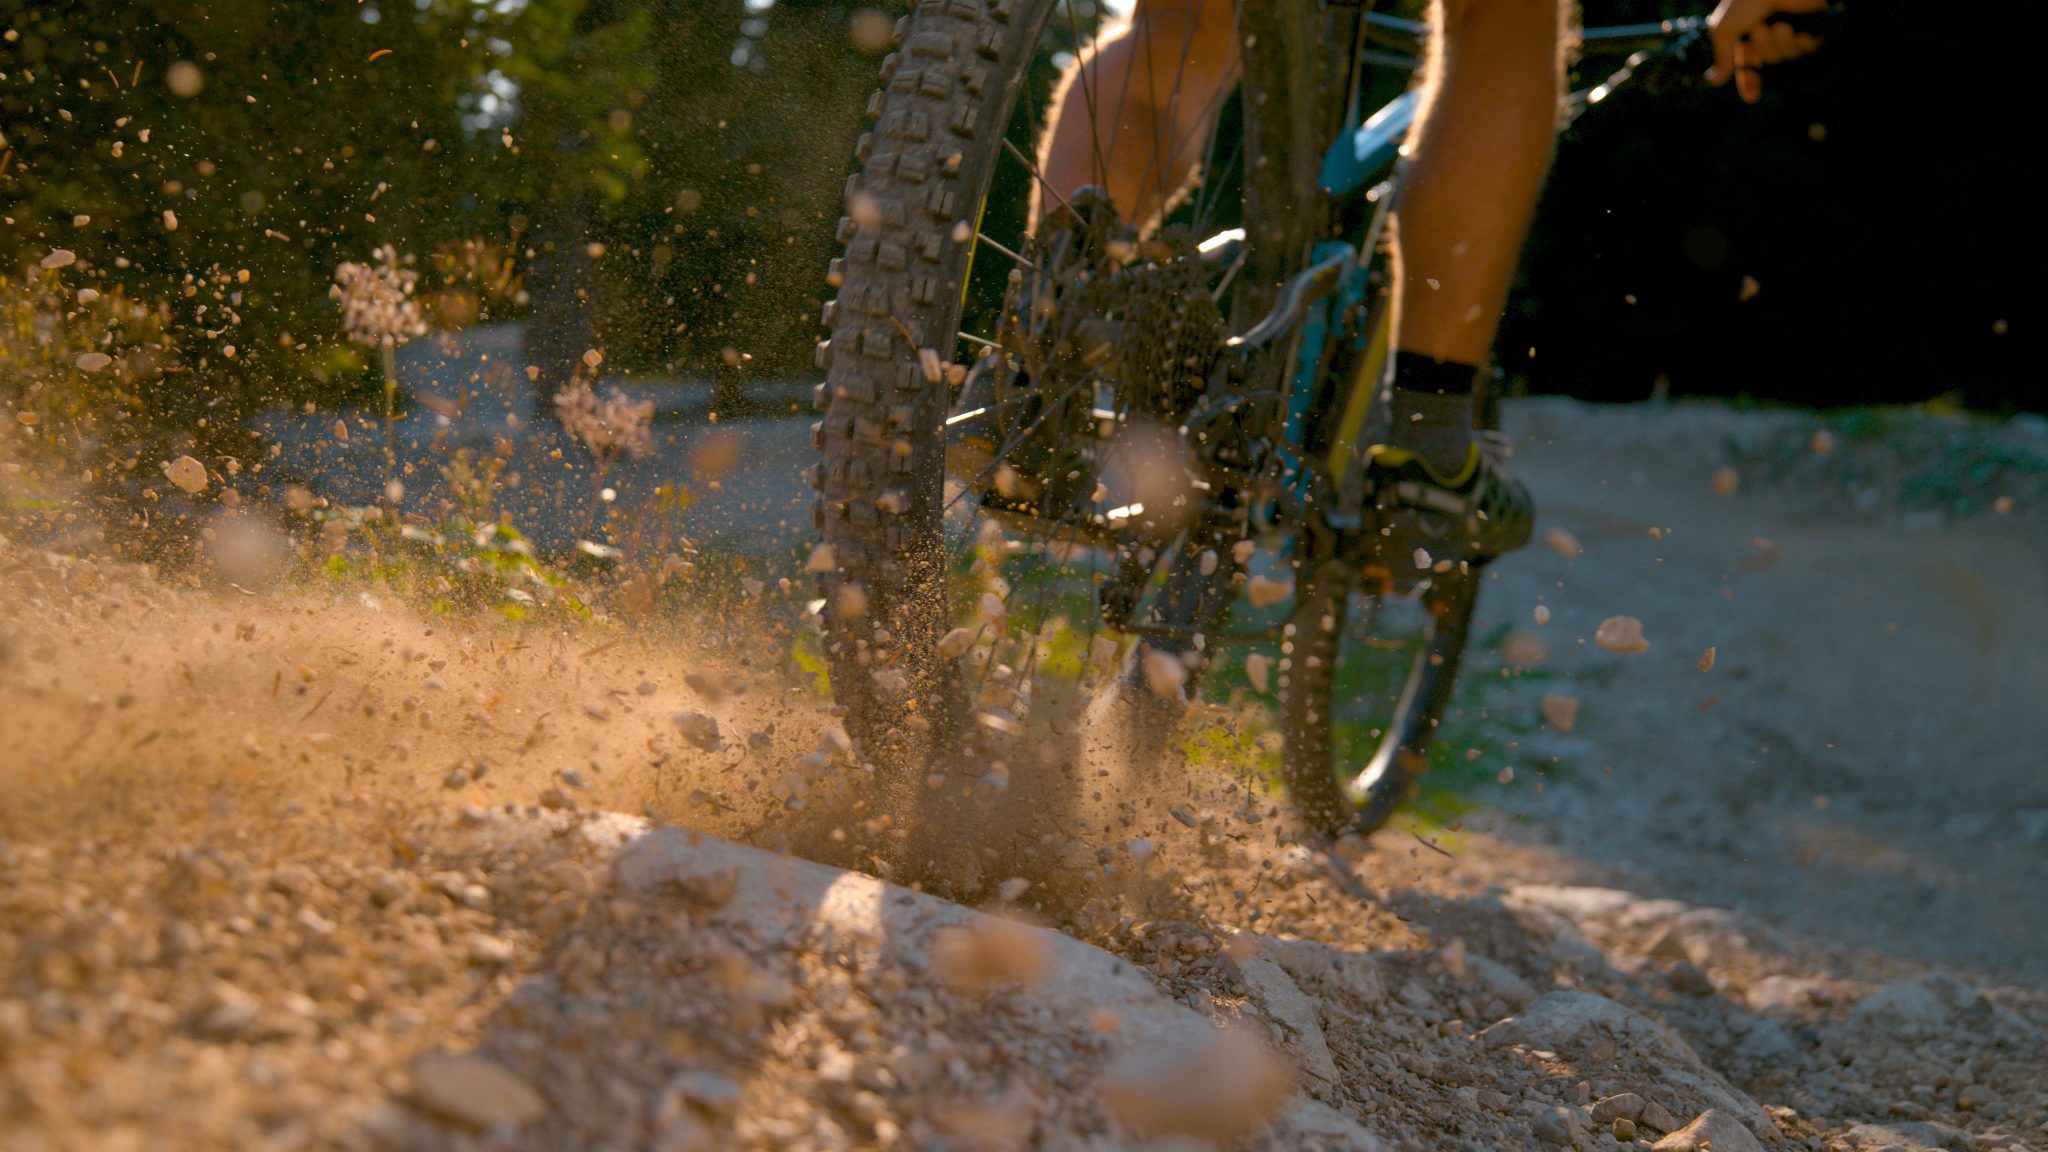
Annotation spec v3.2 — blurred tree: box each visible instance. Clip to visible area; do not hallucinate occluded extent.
[0,0,648,436]
[519,0,907,401]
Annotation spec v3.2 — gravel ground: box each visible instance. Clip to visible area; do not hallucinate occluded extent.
[3,400,2045,1152]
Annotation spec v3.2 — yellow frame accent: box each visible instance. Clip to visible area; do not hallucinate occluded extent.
[1326,299,1391,475]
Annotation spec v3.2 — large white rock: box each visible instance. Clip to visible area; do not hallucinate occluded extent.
[1651,1108,1762,1152]
[609,826,1385,1151]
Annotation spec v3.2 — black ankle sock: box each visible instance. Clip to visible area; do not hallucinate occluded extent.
[1389,352,1479,475]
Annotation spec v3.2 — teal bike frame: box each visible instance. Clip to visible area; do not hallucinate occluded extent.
[1213,13,1722,531]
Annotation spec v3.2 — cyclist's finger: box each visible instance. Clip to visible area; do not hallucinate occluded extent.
[1785,27,1823,60]
[1764,20,1806,62]
[1746,30,1786,66]
[1734,42,1764,102]
[1706,0,1764,86]
[1710,0,1826,85]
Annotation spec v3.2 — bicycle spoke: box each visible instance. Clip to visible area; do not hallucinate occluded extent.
[1002,137,1078,223]
[1131,0,1226,230]
[974,233,1038,271]
[1060,0,1110,198]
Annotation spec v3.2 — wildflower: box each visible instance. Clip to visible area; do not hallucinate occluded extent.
[554,378,654,462]
[330,246,427,348]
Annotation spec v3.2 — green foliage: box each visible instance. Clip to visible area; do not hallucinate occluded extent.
[0,266,181,459]
[313,502,576,617]
[0,0,649,417]
[531,0,910,379]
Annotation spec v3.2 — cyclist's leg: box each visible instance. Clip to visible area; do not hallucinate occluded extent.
[1387,0,1570,475]
[1036,0,1238,229]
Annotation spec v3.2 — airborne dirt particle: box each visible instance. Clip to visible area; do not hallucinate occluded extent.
[1595,615,1651,654]
[930,917,1050,996]
[1140,649,1187,701]
[1540,693,1579,732]
[1245,574,1293,608]
[937,627,975,659]
[162,455,208,493]
[674,710,722,751]
[1244,651,1273,693]
[1100,1030,1289,1141]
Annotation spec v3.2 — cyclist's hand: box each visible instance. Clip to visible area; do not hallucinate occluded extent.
[1706,0,1828,104]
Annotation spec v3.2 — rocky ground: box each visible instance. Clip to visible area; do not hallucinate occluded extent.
[2,399,2044,1152]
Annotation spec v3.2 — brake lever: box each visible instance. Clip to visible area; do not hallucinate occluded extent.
[1569,5,1843,117]
[1665,5,1846,81]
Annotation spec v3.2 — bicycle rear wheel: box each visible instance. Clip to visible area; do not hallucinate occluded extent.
[811,1,1300,815]
[1274,350,1498,838]
[1278,561,1481,838]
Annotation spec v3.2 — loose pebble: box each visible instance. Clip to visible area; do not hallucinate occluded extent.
[410,1053,545,1129]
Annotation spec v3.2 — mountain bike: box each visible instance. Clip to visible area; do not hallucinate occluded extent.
[809,1,1747,842]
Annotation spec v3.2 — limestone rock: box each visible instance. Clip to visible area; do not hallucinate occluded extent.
[1481,993,1777,1139]
[608,827,1386,1151]
[1845,973,2042,1045]
[1744,974,1830,1015]
[1841,1120,1973,1151]
[1531,1105,1583,1147]
[1244,933,1385,1006]
[1233,951,1341,1083]
[1481,992,1694,1064]
[1591,1092,1646,1124]
[1466,954,1537,1009]
[1651,1109,1761,1152]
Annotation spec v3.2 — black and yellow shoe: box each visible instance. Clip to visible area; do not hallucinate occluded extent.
[1364,438,1534,571]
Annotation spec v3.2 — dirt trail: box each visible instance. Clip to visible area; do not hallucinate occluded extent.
[1474,400,2048,987]
[2,400,2045,1152]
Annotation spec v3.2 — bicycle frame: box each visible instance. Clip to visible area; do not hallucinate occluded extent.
[1208,12,1718,547]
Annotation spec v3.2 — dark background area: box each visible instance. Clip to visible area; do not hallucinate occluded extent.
[1512,0,2038,412]
[1,0,2035,427]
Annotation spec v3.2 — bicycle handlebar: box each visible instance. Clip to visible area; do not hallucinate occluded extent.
[1364,7,1842,62]
[1322,7,1845,218]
